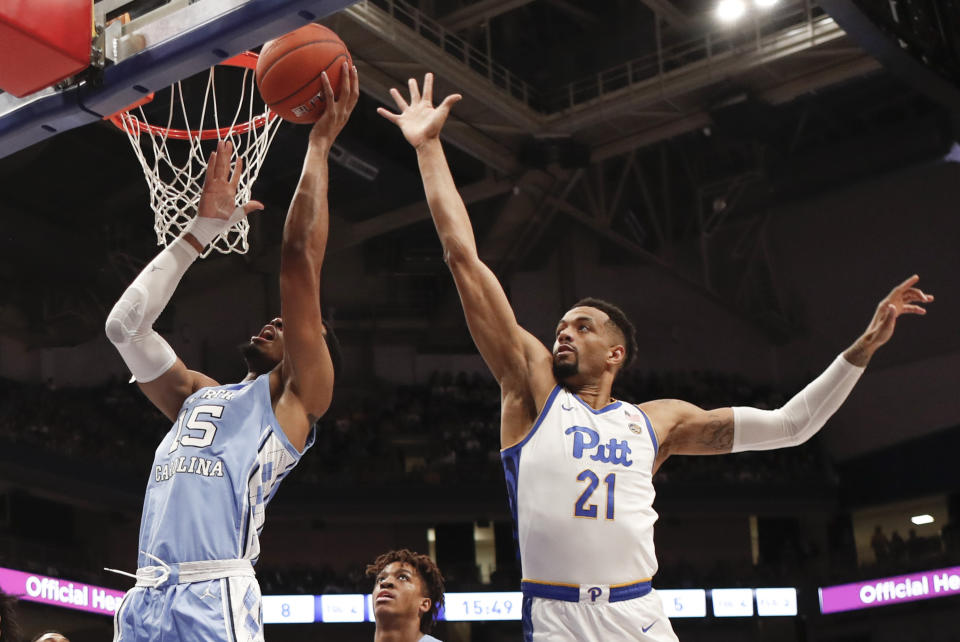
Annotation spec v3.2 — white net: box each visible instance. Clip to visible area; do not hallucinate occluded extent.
[113,56,281,257]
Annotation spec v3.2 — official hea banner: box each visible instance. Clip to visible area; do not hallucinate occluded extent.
[0,563,801,623]
[0,567,126,615]
[819,566,960,614]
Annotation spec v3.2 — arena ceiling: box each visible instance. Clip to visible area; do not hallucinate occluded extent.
[0,0,955,353]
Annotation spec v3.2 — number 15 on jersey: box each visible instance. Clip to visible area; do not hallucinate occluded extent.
[169,404,223,453]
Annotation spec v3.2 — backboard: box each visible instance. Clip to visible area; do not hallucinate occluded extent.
[0,0,359,159]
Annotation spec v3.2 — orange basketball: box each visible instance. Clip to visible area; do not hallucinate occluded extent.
[255,24,352,124]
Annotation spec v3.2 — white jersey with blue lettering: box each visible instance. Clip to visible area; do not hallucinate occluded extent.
[137,373,314,567]
[501,384,660,587]
[502,385,677,641]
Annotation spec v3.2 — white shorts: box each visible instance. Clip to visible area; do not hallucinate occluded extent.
[524,589,679,641]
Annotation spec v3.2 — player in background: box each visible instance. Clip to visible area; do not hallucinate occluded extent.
[105,63,358,641]
[0,589,22,642]
[378,73,934,641]
[367,549,445,642]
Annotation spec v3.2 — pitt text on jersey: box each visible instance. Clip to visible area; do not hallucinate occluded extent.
[566,426,634,467]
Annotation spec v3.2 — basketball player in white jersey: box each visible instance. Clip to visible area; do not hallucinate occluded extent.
[379,74,934,641]
[367,549,445,642]
[105,65,358,641]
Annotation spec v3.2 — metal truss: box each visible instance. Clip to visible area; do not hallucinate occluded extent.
[338,0,880,187]
[334,0,883,339]
[523,143,799,339]
[343,0,540,128]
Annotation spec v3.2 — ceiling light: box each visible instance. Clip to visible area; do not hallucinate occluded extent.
[717,0,747,23]
[911,514,935,525]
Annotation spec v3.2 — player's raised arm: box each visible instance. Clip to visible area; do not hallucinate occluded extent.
[378,74,555,445]
[646,276,934,468]
[105,141,263,420]
[273,63,358,451]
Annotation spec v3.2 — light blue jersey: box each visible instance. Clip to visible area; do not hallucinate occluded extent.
[138,373,313,566]
[114,374,313,642]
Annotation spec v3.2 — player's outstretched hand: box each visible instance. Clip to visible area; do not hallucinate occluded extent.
[846,275,934,365]
[377,72,462,149]
[197,140,264,221]
[309,62,359,146]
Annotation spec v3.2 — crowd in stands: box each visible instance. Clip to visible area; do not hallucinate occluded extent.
[1,371,956,601]
[237,522,960,595]
[255,519,958,595]
[5,526,955,600]
[0,377,166,474]
[0,372,832,486]
[289,368,833,488]
[0,369,833,488]
[867,524,950,578]
[0,369,846,595]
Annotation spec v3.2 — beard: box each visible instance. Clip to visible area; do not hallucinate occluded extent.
[239,342,279,376]
[552,355,579,381]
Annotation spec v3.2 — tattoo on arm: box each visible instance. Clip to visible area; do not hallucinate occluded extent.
[698,418,734,452]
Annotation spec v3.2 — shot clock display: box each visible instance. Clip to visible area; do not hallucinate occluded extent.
[443,592,522,621]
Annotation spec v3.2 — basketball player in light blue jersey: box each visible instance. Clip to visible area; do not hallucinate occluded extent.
[379,74,934,641]
[367,549,445,642]
[105,64,359,641]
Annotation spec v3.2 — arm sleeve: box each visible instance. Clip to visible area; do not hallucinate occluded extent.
[731,354,864,452]
[105,208,244,382]
[105,237,198,382]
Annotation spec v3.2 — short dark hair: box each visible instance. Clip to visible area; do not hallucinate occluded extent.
[321,319,342,381]
[366,549,445,633]
[572,297,638,368]
[0,589,22,642]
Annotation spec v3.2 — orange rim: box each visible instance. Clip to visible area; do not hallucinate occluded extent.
[107,52,276,140]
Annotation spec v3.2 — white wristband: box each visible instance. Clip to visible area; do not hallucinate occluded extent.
[183,205,246,248]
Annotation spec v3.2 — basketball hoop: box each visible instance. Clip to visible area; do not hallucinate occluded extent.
[109,52,281,257]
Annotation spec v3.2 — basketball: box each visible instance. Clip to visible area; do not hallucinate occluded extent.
[255,24,352,124]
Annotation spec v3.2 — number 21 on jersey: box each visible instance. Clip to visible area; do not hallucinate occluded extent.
[168,405,223,453]
[574,469,616,520]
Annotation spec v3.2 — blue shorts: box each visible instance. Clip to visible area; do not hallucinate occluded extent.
[113,576,263,642]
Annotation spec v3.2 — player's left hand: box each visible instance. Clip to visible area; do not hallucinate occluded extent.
[197,140,264,220]
[377,72,462,149]
[856,275,934,356]
[309,62,359,146]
